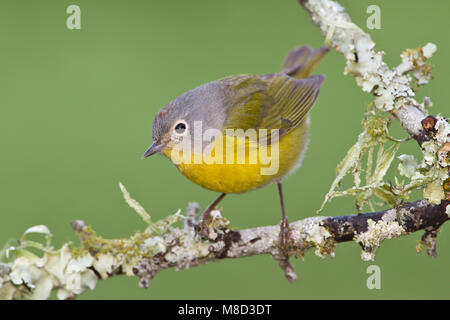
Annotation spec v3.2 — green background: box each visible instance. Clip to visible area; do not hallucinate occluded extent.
[0,0,449,299]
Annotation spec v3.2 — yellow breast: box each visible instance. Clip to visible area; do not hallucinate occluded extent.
[162,119,310,194]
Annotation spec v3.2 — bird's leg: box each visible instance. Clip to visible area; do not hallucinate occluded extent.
[274,182,297,282]
[277,182,291,257]
[198,193,227,239]
[200,192,227,223]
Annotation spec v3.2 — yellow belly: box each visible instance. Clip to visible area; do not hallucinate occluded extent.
[163,119,310,194]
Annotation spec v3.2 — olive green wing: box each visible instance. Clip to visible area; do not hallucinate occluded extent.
[222,73,324,143]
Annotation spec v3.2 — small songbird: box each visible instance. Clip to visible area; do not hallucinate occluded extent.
[143,46,328,253]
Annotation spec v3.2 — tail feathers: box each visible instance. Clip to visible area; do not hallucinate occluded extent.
[281,46,329,79]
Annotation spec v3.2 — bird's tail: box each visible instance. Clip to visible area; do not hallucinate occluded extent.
[281,46,329,79]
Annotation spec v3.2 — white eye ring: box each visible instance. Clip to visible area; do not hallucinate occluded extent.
[173,120,188,136]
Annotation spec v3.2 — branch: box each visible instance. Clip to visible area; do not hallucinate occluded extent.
[300,0,435,145]
[300,0,449,211]
[1,195,449,299]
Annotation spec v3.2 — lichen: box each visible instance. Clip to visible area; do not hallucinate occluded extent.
[354,218,405,261]
[320,81,449,211]
[304,224,336,258]
[0,243,99,300]
[319,112,403,212]
[394,115,450,205]
[398,154,419,178]
[306,0,444,213]
[423,180,446,205]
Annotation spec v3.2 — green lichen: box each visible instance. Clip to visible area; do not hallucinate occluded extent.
[319,41,448,213]
[319,111,403,213]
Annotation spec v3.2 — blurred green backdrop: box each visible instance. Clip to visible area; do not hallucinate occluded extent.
[0,0,449,299]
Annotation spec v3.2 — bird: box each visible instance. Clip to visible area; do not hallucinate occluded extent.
[143,45,328,254]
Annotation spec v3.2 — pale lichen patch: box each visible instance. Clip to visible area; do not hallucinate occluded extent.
[0,243,100,300]
[304,224,336,258]
[381,209,397,223]
[423,180,445,205]
[354,219,406,261]
[398,154,419,179]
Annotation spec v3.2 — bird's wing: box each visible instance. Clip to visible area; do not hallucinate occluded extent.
[222,73,324,144]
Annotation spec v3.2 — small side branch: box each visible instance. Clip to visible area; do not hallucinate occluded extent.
[300,0,434,145]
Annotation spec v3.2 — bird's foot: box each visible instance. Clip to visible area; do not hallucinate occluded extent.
[275,217,297,282]
[197,193,227,239]
[197,205,229,240]
[197,208,213,239]
[278,215,291,257]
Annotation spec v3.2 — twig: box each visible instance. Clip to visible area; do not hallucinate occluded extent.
[300,0,435,145]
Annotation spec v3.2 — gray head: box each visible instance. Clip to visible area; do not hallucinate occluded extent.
[143,80,227,158]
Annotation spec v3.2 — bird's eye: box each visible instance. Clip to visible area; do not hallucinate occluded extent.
[174,121,187,135]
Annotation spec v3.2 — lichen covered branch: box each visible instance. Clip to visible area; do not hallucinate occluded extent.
[299,0,449,211]
[1,189,448,299]
[300,0,434,141]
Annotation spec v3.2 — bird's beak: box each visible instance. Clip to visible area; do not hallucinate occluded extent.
[142,141,163,158]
